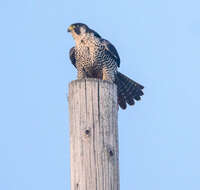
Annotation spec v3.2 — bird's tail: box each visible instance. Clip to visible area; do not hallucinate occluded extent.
[115,72,144,109]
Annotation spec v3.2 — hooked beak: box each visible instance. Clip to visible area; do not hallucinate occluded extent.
[67,25,73,32]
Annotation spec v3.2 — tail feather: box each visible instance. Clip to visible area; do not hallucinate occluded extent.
[115,72,144,109]
[116,78,127,109]
[118,95,127,109]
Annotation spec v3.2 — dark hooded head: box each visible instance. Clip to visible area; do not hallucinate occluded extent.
[68,23,101,39]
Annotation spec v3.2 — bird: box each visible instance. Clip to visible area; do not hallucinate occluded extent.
[67,23,144,109]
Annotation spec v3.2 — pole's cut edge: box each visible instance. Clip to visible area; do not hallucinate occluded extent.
[69,78,116,86]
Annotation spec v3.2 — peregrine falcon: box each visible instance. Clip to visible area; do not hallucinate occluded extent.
[68,23,144,109]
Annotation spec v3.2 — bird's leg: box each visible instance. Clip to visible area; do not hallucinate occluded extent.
[77,70,87,79]
[102,66,114,82]
[77,66,87,79]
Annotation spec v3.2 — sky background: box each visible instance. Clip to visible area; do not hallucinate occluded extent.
[0,0,200,189]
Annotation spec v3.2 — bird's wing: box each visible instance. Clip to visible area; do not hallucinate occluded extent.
[101,39,120,67]
[69,47,76,68]
[89,29,101,38]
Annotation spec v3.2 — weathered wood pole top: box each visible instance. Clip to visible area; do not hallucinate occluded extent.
[68,79,119,190]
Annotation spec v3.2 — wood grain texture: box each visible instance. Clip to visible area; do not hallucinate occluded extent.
[68,79,119,190]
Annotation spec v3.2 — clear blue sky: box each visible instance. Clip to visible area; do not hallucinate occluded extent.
[0,0,200,189]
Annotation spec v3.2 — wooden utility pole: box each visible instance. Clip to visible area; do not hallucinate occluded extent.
[68,78,119,190]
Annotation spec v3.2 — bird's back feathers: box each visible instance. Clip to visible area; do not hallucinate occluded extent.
[101,39,120,67]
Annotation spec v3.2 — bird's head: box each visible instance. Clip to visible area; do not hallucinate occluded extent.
[68,23,89,39]
[68,23,101,42]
